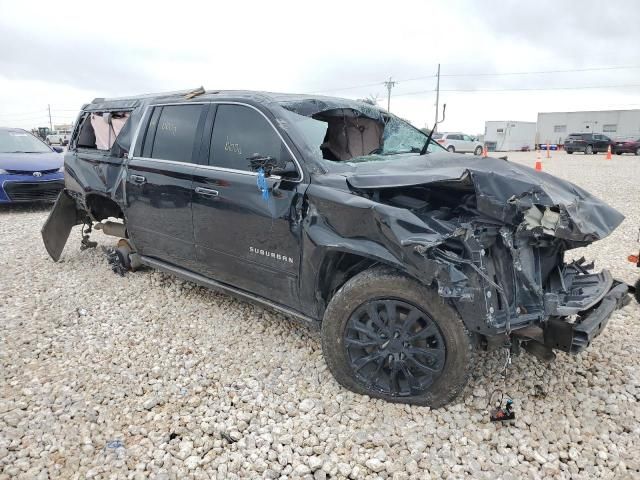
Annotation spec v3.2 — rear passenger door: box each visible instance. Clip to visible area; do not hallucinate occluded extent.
[191,103,306,308]
[125,103,207,267]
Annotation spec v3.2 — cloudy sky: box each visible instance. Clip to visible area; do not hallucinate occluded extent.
[1,0,639,134]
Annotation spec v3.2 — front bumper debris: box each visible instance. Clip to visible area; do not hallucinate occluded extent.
[544,281,629,353]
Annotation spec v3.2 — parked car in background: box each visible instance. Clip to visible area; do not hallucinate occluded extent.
[42,89,629,407]
[433,132,483,155]
[0,128,64,203]
[564,133,615,154]
[613,137,640,155]
[46,130,71,146]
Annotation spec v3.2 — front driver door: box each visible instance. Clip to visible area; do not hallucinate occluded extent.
[191,103,306,309]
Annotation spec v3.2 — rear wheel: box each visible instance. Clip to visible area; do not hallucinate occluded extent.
[447,145,455,153]
[636,147,640,156]
[585,145,594,154]
[321,267,472,407]
[474,146,483,156]
[567,150,573,154]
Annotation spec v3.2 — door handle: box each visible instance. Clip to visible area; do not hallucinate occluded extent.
[130,174,146,184]
[195,187,219,198]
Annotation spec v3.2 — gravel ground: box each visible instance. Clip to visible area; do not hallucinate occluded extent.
[1,151,639,480]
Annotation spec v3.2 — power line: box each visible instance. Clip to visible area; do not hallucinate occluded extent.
[393,83,640,97]
[306,64,640,95]
[440,65,640,77]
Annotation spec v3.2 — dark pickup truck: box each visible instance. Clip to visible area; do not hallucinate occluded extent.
[42,89,629,407]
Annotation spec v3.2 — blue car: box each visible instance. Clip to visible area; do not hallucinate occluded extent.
[0,127,65,203]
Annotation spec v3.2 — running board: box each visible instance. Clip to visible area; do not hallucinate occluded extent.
[139,256,317,326]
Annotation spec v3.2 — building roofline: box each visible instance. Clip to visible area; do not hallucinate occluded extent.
[538,108,640,115]
[485,120,536,124]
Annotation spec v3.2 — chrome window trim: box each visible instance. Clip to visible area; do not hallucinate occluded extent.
[128,156,282,180]
[127,101,303,183]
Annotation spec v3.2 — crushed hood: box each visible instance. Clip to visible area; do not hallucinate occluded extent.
[343,153,624,243]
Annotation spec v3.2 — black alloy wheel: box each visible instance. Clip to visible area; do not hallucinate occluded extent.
[344,299,446,397]
[321,267,472,407]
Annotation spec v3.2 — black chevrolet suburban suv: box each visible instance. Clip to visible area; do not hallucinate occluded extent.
[564,132,615,154]
[42,89,629,407]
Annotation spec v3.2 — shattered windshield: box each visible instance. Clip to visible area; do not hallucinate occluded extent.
[279,101,442,164]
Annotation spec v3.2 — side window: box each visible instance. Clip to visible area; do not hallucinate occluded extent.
[462,135,472,141]
[146,104,203,162]
[210,104,287,172]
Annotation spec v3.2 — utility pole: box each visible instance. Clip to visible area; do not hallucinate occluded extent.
[47,104,53,131]
[383,77,396,112]
[433,63,441,133]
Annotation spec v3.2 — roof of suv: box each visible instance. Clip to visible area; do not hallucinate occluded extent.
[84,88,383,114]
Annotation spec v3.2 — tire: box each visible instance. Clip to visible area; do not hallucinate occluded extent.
[474,146,483,156]
[636,148,640,156]
[321,266,472,408]
[616,151,622,155]
[447,145,455,153]
[567,150,573,154]
[585,145,594,155]
[635,278,640,304]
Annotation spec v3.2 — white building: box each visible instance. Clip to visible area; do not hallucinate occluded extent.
[537,109,640,145]
[484,121,536,151]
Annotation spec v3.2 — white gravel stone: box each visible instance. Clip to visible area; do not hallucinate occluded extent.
[0,152,638,479]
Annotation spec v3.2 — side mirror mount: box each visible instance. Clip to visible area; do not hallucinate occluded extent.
[52,146,63,153]
[248,153,297,178]
[270,161,298,177]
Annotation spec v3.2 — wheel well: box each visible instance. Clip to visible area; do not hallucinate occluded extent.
[85,194,124,222]
[317,252,378,315]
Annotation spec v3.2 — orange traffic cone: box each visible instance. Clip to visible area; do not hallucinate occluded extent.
[535,151,543,171]
[606,145,612,160]
[482,145,488,158]
[546,143,551,159]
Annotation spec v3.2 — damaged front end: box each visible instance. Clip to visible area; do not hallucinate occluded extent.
[344,156,629,358]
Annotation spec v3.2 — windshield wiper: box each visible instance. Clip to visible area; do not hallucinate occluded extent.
[420,103,446,155]
[420,130,435,155]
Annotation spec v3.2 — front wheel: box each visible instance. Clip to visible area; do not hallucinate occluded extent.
[474,146,483,156]
[585,145,594,154]
[447,145,455,153]
[321,267,472,408]
[636,147,640,156]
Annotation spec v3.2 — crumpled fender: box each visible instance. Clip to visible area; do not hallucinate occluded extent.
[301,184,470,298]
